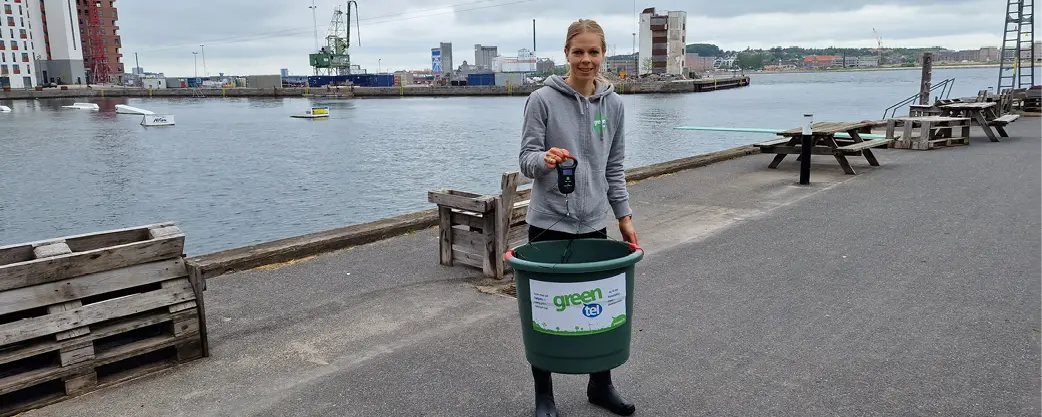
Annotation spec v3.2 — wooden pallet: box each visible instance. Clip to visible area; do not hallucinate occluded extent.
[428,172,532,279]
[0,223,208,417]
[885,116,971,150]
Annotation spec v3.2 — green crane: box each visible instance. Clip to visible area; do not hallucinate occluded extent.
[310,1,361,76]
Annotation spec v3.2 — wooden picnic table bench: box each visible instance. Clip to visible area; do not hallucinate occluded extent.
[885,116,972,150]
[754,121,892,175]
[936,102,1010,142]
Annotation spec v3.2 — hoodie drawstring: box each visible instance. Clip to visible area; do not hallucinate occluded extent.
[574,94,584,115]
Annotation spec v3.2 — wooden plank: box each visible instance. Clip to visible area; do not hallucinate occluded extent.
[992,114,1020,123]
[496,172,523,280]
[427,189,495,213]
[482,199,497,278]
[0,279,196,346]
[0,363,86,396]
[754,137,790,147]
[450,249,484,268]
[837,139,887,153]
[450,227,484,255]
[758,146,844,156]
[0,234,186,292]
[0,245,33,269]
[93,333,197,368]
[449,210,484,230]
[0,258,187,316]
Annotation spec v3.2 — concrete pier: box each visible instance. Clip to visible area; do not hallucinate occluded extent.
[0,76,750,100]
[20,119,1039,417]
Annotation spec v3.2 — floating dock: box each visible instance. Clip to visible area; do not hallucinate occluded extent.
[61,102,99,110]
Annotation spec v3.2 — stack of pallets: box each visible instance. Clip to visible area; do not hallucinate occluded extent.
[0,223,208,416]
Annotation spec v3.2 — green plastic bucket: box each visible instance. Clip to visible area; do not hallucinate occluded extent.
[505,239,644,374]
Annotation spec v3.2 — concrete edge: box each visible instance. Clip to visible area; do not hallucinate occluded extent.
[184,144,763,280]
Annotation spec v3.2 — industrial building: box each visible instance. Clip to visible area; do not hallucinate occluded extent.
[1,0,39,88]
[431,42,453,76]
[474,44,497,70]
[30,0,86,85]
[638,7,687,76]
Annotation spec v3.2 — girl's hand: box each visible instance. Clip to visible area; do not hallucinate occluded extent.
[619,216,639,246]
[544,147,571,169]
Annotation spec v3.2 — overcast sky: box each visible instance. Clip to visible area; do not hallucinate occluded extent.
[119,0,1002,77]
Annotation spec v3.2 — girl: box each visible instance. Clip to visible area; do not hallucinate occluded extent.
[518,18,639,417]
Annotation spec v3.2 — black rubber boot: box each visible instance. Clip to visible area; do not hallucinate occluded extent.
[588,371,635,416]
[533,366,558,417]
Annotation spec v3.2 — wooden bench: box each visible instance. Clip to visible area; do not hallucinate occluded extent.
[885,116,971,150]
[991,114,1020,125]
[0,223,208,416]
[836,139,891,152]
[428,172,532,279]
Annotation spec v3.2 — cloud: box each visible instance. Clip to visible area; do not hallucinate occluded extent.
[118,0,1003,77]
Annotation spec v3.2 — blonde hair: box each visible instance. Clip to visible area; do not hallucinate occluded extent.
[564,19,611,86]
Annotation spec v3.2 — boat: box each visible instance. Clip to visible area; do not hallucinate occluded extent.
[140,114,175,126]
[115,104,155,115]
[61,102,99,110]
[0,105,10,113]
[290,106,330,119]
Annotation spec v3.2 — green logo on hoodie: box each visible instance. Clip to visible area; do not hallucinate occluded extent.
[593,113,608,134]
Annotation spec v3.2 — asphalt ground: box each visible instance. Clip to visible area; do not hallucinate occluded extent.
[27,119,1040,417]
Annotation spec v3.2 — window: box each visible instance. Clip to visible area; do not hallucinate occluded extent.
[7,17,14,26]
[20,52,26,62]
[1,65,7,74]
[3,5,10,14]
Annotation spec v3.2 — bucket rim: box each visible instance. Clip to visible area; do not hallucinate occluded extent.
[503,239,644,274]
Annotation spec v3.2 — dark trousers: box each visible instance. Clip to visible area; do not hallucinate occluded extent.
[527,224,613,392]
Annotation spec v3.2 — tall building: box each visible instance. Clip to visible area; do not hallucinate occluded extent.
[474,44,497,70]
[638,7,686,76]
[77,0,123,83]
[1,0,39,88]
[30,0,86,85]
[439,42,453,74]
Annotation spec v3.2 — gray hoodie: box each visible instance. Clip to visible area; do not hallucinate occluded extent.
[519,74,631,235]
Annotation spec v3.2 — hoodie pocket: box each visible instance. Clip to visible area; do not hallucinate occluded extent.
[529,175,571,218]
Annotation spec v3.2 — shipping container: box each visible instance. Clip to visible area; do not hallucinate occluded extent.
[494,72,524,87]
[466,73,495,86]
[374,74,395,87]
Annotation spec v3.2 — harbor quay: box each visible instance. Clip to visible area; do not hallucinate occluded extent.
[0,76,749,100]
[7,115,1038,416]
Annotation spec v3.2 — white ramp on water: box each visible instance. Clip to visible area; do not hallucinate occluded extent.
[61,102,99,110]
[116,104,155,115]
[0,105,10,112]
[141,114,175,126]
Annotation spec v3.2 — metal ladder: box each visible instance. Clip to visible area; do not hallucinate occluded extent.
[998,0,1036,91]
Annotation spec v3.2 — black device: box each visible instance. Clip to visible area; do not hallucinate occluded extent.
[556,156,577,194]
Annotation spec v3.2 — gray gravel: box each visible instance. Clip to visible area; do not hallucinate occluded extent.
[27,120,1040,417]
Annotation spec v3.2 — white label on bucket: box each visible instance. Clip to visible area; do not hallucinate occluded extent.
[529,272,627,336]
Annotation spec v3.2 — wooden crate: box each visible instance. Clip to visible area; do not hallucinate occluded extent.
[0,223,208,417]
[886,116,971,150]
[429,172,533,280]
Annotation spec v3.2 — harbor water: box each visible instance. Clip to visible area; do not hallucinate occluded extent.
[1,66,1036,255]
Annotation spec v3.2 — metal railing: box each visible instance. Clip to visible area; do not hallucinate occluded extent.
[882,77,956,119]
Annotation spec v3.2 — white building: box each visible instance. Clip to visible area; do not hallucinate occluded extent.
[495,48,537,73]
[638,7,687,76]
[1,0,39,88]
[28,0,85,85]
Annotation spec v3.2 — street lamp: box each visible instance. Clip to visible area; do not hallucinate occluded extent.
[309,0,319,52]
[378,59,381,73]
[200,44,207,77]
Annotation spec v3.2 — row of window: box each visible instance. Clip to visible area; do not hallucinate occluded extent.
[0,63,29,75]
[0,51,30,62]
[0,39,30,50]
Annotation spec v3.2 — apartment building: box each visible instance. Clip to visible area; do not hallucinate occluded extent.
[76,0,122,83]
[30,0,85,84]
[638,7,687,75]
[1,0,39,88]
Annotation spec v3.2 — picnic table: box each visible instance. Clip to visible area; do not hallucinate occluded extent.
[754,121,892,175]
[937,102,1020,142]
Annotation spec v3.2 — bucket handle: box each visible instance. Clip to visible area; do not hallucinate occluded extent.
[503,242,643,261]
